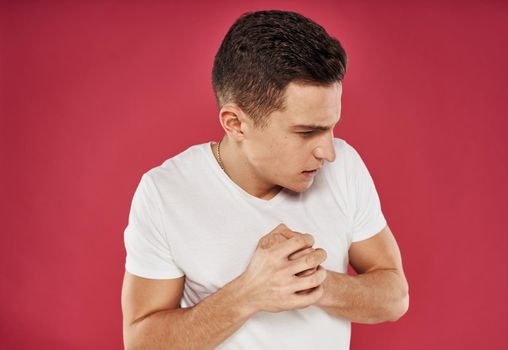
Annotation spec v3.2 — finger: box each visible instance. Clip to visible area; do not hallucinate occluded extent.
[258,224,296,249]
[272,233,314,258]
[291,248,318,277]
[288,248,327,275]
[290,266,327,293]
[270,223,296,240]
[259,231,290,249]
[295,266,317,277]
[272,223,288,230]
[292,284,324,307]
[289,247,314,261]
[295,286,317,295]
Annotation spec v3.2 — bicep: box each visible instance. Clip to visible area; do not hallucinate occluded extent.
[121,271,185,328]
[348,225,404,275]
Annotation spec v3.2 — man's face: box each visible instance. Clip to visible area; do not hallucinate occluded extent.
[242,81,342,194]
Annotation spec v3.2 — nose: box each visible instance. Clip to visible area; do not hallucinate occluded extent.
[312,132,336,163]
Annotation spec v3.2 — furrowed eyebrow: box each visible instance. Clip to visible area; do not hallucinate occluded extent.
[292,119,341,130]
[292,124,331,131]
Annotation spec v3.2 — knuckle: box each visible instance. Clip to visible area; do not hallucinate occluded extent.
[280,226,291,234]
[272,223,286,233]
[258,235,271,249]
[304,253,315,267]
[277,223,288,230]
[294,234,306,245]
[272,232,286,244]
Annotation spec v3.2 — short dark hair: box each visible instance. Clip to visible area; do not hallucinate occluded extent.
[211,10,347,130]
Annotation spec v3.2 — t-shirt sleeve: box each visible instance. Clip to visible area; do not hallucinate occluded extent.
[123,173,184,279]
[347,143,387,242]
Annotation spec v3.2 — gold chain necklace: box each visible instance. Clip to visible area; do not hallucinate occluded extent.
[217,140,225,171]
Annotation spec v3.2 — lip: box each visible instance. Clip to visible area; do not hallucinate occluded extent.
[302,169,319,177]
[303,167,321,172]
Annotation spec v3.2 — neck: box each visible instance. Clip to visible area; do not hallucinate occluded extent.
[213,137,282,200]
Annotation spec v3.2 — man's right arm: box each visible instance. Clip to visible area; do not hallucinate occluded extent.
[122,224,328,350]
[122,271,255,350]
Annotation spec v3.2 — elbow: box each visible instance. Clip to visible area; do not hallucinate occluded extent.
[388,284,410,322]
[123,321,142,350]
[365,276,409,324]
[123,328,134,350]
[362,291,409,325]
[124,332,141,350]
[389,294,409,322]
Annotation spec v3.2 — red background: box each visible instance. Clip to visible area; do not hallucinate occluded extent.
[1,1,507,349]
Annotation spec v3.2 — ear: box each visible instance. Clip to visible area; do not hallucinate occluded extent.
[218,103,251,142]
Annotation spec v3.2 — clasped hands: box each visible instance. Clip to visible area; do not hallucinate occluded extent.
[238,223,330,314]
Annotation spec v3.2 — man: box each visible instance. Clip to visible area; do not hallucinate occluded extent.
[121,10,409,350]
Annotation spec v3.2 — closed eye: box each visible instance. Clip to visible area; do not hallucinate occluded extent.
[299,131,316,137]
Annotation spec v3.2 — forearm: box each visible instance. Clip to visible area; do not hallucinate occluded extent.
[125,276,255,350]
[316,269,409,324]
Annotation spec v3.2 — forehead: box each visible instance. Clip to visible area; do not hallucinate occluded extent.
[276,82,342,127]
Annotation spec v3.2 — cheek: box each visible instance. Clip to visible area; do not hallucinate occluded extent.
[254,135,302,172]
[276,149,304,173]
[261,139,286,161]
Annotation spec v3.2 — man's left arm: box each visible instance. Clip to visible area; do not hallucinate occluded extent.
[315,224,409,324]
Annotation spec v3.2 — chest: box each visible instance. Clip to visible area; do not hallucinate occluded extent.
[166,194,352,296]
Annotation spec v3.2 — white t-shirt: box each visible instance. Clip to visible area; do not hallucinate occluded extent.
[124,137,387,350]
